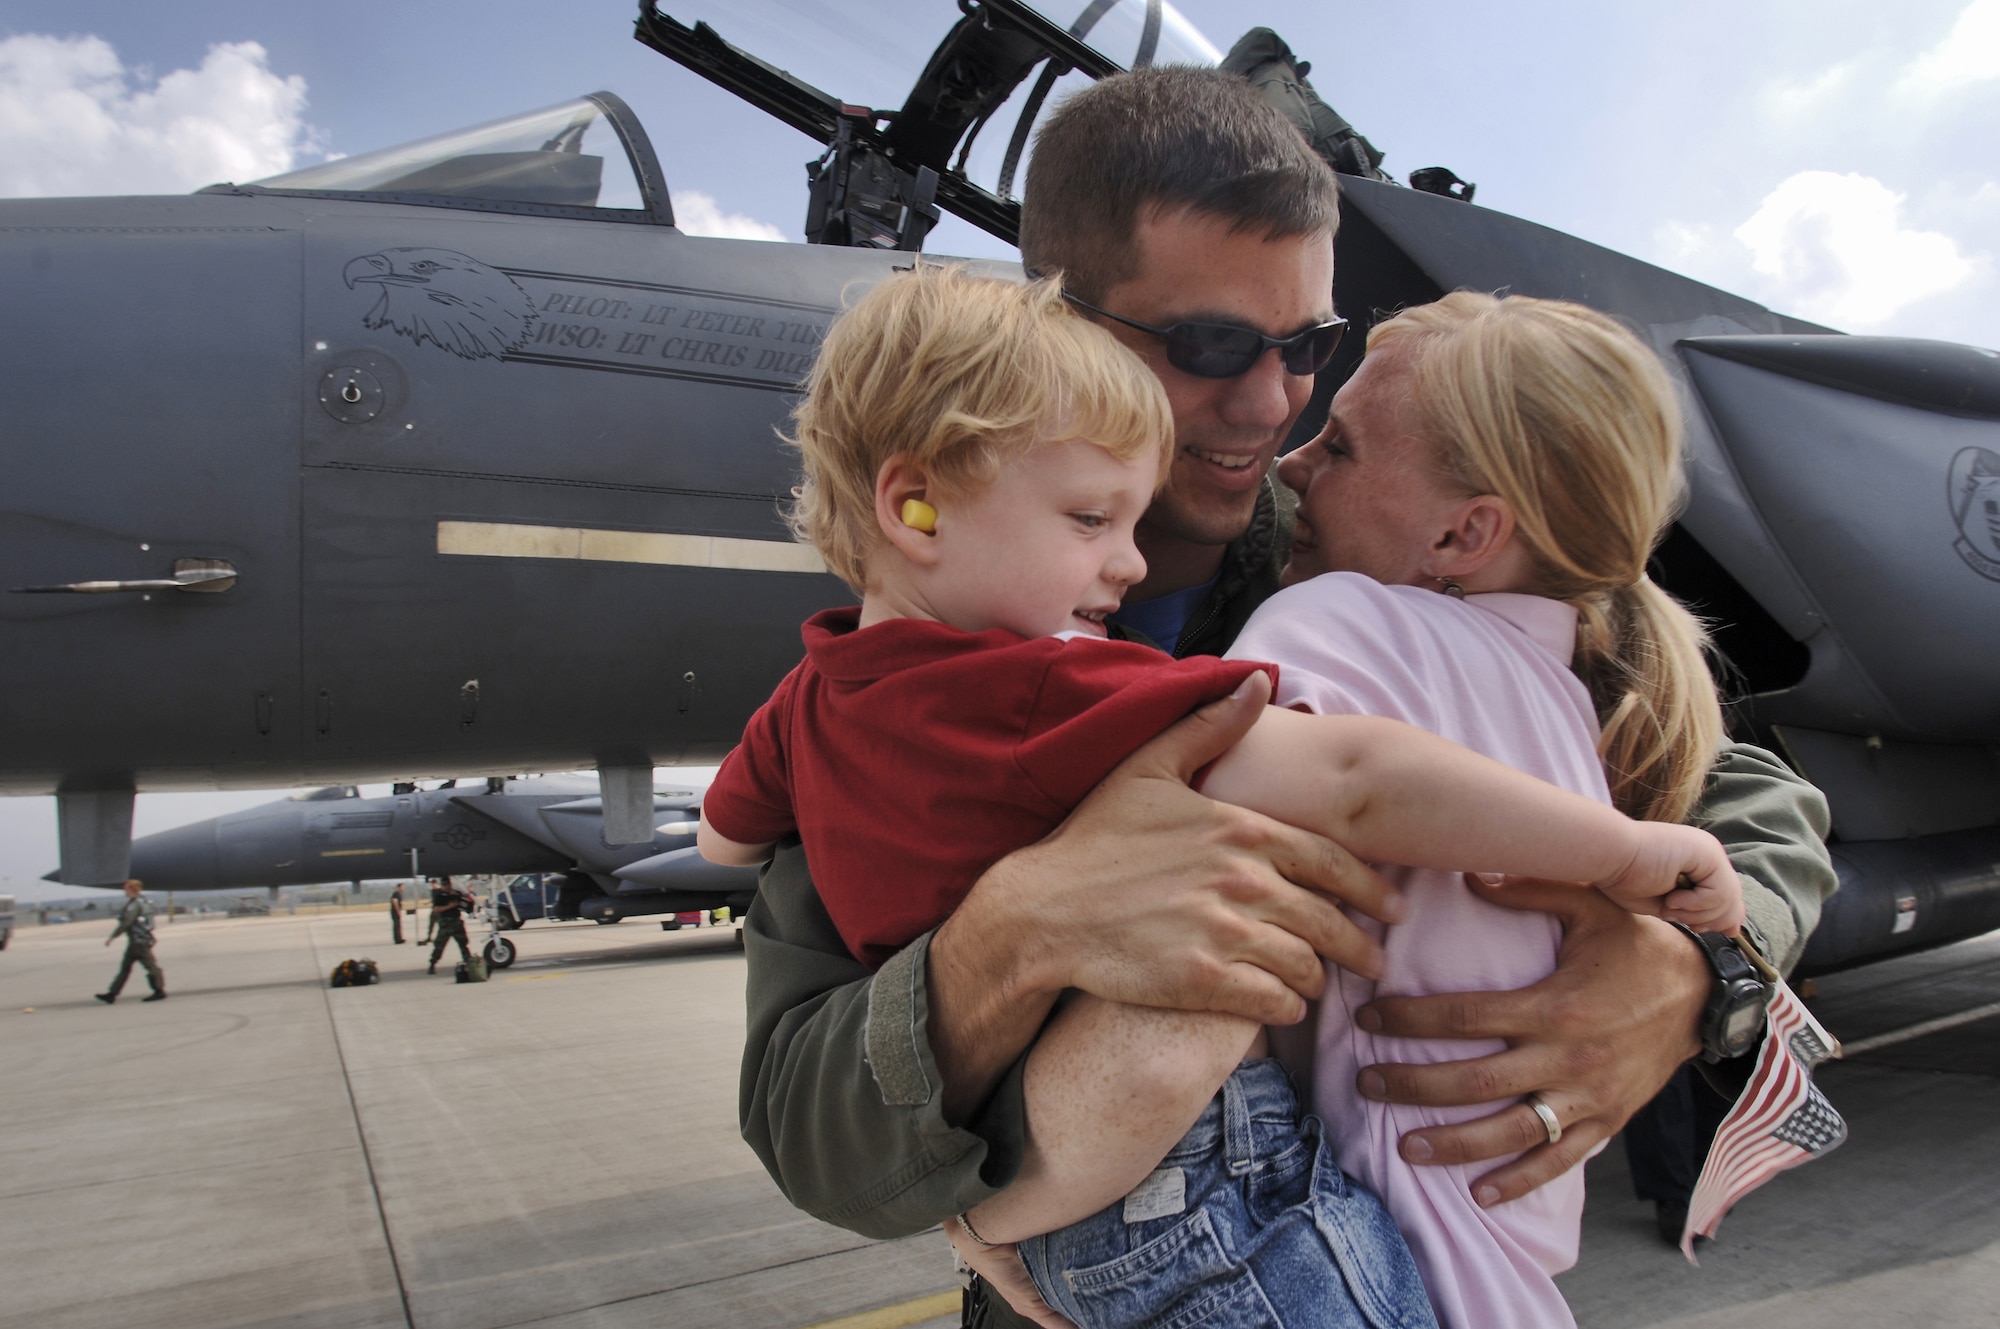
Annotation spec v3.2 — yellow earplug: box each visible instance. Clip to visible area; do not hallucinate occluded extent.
[900,498,937,533]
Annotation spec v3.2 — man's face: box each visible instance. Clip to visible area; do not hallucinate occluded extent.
[1093,209,1335,550]
[123,880,142,898]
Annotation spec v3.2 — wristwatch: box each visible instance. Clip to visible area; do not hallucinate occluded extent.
[1672,923,1772,1062]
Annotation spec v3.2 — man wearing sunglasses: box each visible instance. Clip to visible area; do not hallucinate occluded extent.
[738,65,1834,1328]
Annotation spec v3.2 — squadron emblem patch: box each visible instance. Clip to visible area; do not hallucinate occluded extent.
[1949,446,2000,582]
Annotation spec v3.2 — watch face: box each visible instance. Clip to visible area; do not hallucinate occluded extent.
[1721,985,1770,1054]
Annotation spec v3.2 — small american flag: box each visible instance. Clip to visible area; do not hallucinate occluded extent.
[1681,950,1845,1261]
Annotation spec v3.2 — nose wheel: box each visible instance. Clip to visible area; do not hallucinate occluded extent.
[483,935,517,969]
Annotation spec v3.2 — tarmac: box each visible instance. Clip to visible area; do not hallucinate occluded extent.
[4,909,1999,1329]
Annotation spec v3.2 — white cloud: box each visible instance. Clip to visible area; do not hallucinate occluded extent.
[1733,170,1982,328]
[0,34,318,198]
[674,189,788,242]
[1761,61,1858,120]
[1654,220,1720,268]
[1901,0,2000,91]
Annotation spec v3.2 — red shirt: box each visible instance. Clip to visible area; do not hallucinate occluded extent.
[702,607,1275,969]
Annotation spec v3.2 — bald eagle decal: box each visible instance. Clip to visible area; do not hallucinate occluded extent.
[343,248,536,360]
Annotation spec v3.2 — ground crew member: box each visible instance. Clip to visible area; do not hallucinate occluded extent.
[96,878,165,1003]
[427,876,474,974]
[389,881,407,944]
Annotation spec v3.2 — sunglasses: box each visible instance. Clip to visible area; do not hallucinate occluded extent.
[1061,291,1347,379]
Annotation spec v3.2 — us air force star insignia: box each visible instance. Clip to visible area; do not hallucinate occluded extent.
[1948,446,2000,582]
[435,823,486,852]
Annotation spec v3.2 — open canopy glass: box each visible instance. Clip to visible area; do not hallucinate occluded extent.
[656,0,1221,201]
[246,97,654,215]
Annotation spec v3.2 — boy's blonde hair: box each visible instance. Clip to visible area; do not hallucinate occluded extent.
[1370,292,1724,824]
[787,265,1173,589]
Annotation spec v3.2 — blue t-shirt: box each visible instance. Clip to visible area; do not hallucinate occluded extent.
[1110,575,1219,655]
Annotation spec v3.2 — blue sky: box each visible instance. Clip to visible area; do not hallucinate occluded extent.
[2,0,1994,337]
[0,0,1995,895]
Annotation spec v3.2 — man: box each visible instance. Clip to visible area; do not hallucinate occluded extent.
[738,68,1835,1323]
[390,880,407,945]
[97,878,165,1004]
[426,876,474,975]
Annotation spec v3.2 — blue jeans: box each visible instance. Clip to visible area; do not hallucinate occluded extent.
[1017,1060,1436,1329]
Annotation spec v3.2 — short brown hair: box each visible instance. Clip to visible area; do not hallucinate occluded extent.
[787,265,1173,590]
[1019,67,1341,302]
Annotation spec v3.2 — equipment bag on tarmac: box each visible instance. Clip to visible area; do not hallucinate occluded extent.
[455,957,489,984]
[329,958,380,988]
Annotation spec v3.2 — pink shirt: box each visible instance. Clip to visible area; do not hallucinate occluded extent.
[1230,573,1605,1329]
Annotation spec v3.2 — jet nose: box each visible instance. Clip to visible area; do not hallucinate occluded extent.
[127,819,220,891]
[342,253,392,288]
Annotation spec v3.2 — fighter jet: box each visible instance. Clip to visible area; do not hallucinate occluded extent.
[115,775,759,966]
[3,0,1995,978]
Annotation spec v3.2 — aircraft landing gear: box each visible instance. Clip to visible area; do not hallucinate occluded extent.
[478,880,520,968]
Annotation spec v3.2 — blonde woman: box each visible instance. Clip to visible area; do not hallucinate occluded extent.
[975,293,1729,1329]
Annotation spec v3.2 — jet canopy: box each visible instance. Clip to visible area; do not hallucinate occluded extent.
[639,1,1223,248]
[236,95,670,223]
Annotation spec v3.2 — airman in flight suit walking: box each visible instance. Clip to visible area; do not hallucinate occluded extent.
[97,878,165,1003]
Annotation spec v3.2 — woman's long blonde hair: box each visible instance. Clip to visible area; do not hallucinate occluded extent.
[1370,292,1722,824]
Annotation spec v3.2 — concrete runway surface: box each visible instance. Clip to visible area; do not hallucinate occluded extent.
[4,911,1999,1328]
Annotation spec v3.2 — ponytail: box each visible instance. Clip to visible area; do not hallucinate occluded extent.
[1370,293,1724,823]
[1573,579,1722,824]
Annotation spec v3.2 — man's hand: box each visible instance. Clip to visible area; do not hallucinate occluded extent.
[945,1220,1076,1329]
[1354,878,1706,1206]
[928,673,1403,1122]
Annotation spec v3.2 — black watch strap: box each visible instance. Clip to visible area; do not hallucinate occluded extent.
[1671,922,1772,1062]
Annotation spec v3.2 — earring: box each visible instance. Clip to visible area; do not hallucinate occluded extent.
[901,499,937,533]
[1437,576,1466,599]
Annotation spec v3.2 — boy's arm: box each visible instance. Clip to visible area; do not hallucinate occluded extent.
[739,682,1400,1239]
[696,815,774,867]
[1203,707,1739,926]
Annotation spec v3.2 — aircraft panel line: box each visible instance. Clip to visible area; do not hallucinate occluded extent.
[497,266,839,314]
[317,457,781,502]
[500,347,805,392]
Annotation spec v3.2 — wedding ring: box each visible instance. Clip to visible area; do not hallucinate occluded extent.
[1527,1094,1562,1145]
